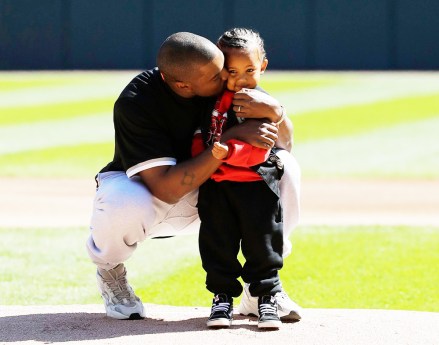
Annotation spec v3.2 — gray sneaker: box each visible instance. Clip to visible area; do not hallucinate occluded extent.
[96,263,146,319]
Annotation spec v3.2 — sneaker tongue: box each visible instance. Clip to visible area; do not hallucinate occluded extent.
[262,295,274,304]
[215,294,228,303]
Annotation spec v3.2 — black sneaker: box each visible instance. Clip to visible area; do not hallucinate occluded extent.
[207,293,233,328]
[258,295,281,329]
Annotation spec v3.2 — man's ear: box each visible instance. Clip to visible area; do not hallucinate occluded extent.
[175,81,190,90]
[260,58,268,74]
[173,81,194,97]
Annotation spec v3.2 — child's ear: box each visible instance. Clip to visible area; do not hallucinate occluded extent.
[260,58,268,74]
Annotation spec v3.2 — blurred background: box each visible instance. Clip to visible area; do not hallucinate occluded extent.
[1,0,439,70]
[0,0,438,311]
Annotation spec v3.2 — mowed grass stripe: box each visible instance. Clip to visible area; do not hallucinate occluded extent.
[0,79,77,91]
[2,116,437,179]
[260,76,343,92]
[0,97,114,126]
[0,78,334,126]
[0,142,113,177]
[295,116,439,179]
[292,93,439,143]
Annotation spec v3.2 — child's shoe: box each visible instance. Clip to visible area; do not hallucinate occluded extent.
[207,293,233,328]
[258,295,281,329]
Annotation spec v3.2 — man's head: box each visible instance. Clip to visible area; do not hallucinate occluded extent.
[157,32,228,98]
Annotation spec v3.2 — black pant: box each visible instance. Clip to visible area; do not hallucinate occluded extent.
[198,179,283,298]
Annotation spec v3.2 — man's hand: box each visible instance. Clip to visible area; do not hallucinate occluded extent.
[222,119,278,149]
[232,88,283,123]
[232,88,293,151]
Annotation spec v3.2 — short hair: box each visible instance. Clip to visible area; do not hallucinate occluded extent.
[217,28,266,60]
[157,32,219,81]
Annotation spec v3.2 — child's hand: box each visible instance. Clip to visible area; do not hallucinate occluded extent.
[211,142,229,160]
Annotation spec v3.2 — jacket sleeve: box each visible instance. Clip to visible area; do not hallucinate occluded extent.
[222,139,269,167]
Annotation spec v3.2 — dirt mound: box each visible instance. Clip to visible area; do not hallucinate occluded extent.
[1,304,438,345]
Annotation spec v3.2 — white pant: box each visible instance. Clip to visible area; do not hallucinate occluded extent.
[86,151,301,270]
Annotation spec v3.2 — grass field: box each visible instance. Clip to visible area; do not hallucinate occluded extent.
[1,71,438,310]
[1,71,438,178]
[1,226,438,311]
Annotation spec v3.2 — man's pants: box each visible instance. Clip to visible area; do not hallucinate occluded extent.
[86,151,300,270]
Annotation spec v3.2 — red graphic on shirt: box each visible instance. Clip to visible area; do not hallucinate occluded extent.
[206,90,234,146]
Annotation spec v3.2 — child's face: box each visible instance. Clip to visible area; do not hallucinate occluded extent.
[223,46,268,92]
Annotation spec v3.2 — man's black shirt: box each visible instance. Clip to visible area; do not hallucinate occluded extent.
[101,68,215,177]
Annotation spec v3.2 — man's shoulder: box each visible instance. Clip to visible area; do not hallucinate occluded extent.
[118,68,162,102]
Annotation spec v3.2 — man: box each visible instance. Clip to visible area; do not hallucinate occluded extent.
[86,32,301,321]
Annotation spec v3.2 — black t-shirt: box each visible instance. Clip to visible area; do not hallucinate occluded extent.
[101,68,216,177]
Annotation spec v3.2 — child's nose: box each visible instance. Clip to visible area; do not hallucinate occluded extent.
[236,76,248,87]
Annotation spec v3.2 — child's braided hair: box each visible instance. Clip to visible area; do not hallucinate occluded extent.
[217,28,266,60]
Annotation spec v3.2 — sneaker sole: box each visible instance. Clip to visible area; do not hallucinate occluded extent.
[258,320,282,329]
[207,318,232,328]
[105,305,146,320]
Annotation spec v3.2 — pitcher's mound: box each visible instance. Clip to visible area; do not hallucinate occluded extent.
[1,304,438,344]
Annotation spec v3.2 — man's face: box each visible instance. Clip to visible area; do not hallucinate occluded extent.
[188,51,228,97]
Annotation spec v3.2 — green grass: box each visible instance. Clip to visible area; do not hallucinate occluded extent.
[259,74,343,92]
[0,79,73,91]
[292,93,439,143]
[0,142,114,177]
[1,71,439,178]
[1,226,438,311]
[1,98,114,125]
[1,73,437,312]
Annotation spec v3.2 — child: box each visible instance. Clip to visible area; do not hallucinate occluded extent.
[192,28,286,330]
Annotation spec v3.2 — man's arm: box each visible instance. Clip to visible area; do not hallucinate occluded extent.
[139,119,279,204]
[139,147,221,204]
[232,89,294,151]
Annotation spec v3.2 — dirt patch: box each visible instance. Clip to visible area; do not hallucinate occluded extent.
[0,177,438,228]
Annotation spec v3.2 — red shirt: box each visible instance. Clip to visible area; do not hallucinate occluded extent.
[191,90,269,182]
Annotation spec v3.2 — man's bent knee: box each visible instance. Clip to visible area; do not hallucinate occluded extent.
[87,172,156,268]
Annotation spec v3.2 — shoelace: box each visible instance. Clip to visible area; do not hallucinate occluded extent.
[102,270,133,302]
[259,302,277,315]
[211,302,230,314]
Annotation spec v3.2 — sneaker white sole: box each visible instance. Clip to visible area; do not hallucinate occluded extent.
[258,320,282,329]
[207,318,232,328]
[104,301,146,320]
[106,309,144,320]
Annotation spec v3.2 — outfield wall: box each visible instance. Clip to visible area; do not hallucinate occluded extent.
[1,0,438,70]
